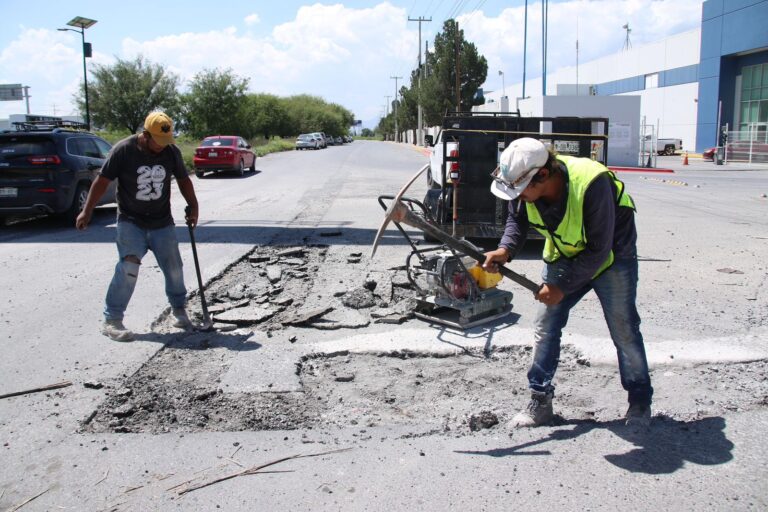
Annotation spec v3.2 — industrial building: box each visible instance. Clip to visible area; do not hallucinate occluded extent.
[478,0,768,157]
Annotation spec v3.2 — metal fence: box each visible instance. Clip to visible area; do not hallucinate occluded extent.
[723,124,768,164]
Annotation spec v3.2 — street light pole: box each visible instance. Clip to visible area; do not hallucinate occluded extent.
[498,70,505,99]
[58,16,97,130]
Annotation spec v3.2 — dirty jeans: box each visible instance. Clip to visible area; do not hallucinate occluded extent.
[527,258,653,406]
[104,220,186,321]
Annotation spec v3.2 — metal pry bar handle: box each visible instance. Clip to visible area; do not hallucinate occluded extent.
[185,206,212,324]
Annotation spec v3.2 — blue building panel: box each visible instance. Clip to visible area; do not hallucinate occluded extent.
[698,57,721,80]
[702,0,724,20]
[721,2,768,55]
[660,65,699,87]
[728,0,764,11]
[697,78,721,125]
[699,18,723,60]
[695,0,768,151]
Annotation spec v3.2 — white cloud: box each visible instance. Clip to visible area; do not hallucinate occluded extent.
[459,0,702,91]
[119,3,415,121]
[0,28,96,117]
[0,1,704,125]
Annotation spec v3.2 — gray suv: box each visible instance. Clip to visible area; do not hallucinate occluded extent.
[0,121,115,225]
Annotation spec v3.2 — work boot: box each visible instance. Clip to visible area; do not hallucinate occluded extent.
[101,319,134,342]
[172,308,194,330]
[625,403,652,429]
[510,390,554,428]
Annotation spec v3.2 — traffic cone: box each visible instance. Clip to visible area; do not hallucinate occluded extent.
[683,151,689,165]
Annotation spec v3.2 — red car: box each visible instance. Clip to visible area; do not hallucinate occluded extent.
[193,136,256,178]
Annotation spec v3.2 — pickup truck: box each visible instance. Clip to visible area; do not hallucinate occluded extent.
[425,130,458,189]
[643,135,682,155]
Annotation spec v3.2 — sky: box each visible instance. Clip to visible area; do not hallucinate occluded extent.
[0,0,704,129]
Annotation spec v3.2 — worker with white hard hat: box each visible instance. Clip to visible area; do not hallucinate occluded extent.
[483,137,653,430]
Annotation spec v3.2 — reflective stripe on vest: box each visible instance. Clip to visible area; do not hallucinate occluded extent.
[526,155,635,278]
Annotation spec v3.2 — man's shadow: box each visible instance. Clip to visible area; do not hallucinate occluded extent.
[455,416,734,474]
[133,329,262,352]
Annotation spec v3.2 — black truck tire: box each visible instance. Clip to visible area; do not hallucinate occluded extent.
[64,182,89,227]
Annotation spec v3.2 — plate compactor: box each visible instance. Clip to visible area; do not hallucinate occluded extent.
[371,164,540,330]
[405,242,513,329]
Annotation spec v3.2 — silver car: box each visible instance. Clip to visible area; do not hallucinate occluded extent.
[296,134,320,150]
[311,132,327,148]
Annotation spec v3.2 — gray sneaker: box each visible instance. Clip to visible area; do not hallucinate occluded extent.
[172,308,194,330]
[625,403,652,428]
[511,390,554,428]
[102,319,134,342]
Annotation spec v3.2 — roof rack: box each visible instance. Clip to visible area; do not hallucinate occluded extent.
[11,119,89,132]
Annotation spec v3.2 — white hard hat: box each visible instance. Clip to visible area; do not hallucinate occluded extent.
[490,137,549,200]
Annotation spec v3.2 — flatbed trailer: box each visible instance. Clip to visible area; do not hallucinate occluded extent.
[422,112,609,241]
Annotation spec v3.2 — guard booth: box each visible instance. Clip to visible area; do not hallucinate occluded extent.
[423,111,609,241]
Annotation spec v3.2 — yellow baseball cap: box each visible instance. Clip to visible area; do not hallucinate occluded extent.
[144,112,175,146]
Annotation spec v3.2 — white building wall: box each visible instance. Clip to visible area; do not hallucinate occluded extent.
[621,82,699,151]
[478,28,702,153]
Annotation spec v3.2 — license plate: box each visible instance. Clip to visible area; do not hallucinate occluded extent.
[208,152,218,157]
[0,187,17,198]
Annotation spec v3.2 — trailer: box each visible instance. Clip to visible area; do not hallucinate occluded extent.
[422,111,609,241]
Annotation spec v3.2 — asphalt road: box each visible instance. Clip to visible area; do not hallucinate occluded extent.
[0,142,767,511]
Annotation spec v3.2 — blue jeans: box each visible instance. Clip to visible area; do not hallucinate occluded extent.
[104,220,187,321]
[528,258,653,406]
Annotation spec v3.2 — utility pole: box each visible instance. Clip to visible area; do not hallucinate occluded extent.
[522,0,528,100]
[455,21,461,111]
[408,16,431,146]
[576,16,579,94]
[390,76,402,142]
[384,95,391,117]
[22,86,30,114]
[542,0,548,96]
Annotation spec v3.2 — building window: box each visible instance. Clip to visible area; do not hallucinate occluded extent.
[644,73,658,89]
[740,64,768,133]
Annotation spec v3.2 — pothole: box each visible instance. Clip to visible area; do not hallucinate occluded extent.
[81,245,768,435]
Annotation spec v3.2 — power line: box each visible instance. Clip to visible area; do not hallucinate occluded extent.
[423,0,439,18]
[460,0,487,24]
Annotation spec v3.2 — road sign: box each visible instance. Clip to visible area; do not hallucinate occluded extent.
[0,84,24,101]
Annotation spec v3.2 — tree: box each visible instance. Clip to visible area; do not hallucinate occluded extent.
[80,55,180,133]
[183,68,249,138]
[420,19,488,126]
[243,93,288,139]
[282,95,355,136]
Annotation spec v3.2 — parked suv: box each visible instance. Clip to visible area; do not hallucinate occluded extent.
[0,120,115,226]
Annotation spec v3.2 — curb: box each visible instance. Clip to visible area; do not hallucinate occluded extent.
[609,166,675,174]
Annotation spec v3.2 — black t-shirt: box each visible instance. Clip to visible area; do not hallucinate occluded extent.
[100,135,188,229]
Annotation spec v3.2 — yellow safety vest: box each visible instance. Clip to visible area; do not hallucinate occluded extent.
[526,155,635,278]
